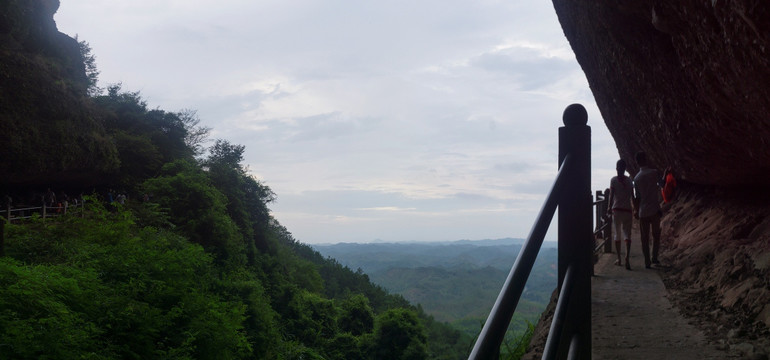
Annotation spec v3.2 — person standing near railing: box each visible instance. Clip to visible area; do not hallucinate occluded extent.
[44,188,56,208]
[607,159,634,269]
[633,151,662,269]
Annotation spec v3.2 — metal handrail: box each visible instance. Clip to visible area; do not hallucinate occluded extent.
[567,334,581,360]
[468,104,592,360]
[542,265,575,359]
[468,154,574,359]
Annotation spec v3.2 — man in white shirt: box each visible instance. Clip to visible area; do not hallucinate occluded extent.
[607,159,634,269]
[633,151,662,269]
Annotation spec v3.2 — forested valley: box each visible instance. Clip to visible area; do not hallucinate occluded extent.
[0,2,473,358]
[314,240,558,356]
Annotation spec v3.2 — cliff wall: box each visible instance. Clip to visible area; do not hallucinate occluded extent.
[536,1,770,356]
[552,0,770,186]
[0,0,118,190]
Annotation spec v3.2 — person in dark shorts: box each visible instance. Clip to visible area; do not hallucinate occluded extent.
[633,152,662,268]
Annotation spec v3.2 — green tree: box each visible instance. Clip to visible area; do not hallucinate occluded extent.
[218,270,283,359]
[95,84,195,188]
[339,294,375,336]
[76,36,101,96]
[177,108,211,157]
[369,308,428,360]
[204,139,275,262]
[0,205,253,359]
[142,159,245,262]
[283,290,339,349]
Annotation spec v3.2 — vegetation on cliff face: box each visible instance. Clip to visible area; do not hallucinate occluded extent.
[0,0,118,188]
[0,1,473,358]
[2,193,469,358]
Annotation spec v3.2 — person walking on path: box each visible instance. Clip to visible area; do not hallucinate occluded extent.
[633,151,662,269]
[607,159,634,269]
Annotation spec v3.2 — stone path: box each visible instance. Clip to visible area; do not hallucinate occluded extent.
[591,240,738,359]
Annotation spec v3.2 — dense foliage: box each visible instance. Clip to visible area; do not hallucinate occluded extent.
[314,241,554,358]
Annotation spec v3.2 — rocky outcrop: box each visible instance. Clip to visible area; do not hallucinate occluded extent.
[0,0,118,190]
[551,0,770,186]
[528,1,770,357]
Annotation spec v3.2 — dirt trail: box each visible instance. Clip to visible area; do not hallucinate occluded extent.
[591,242,739,359]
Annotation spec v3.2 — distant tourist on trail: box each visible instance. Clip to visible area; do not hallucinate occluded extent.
[60,193,69,213]
[659,166,677,206]
[607,159,634,270]
[45,188,56,207]
[106,189,116,212]
[633,151,662,269]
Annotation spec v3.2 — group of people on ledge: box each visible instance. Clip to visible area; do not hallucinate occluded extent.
[605,151,677,270]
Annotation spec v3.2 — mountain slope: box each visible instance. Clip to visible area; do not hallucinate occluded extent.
[314,240,558,336]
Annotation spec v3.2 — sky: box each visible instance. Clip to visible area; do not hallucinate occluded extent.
[55,1,618,244]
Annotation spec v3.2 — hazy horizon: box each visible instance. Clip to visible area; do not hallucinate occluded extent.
[310,236,559,247]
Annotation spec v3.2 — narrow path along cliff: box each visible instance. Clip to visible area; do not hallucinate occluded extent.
[591,235,740,359]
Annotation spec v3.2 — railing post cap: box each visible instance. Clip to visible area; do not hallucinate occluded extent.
[563,103,588,127]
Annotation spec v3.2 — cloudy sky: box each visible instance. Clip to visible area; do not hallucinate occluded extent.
[55,1,618,244]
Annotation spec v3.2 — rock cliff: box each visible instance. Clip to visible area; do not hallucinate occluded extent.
[539,1,770,357]
[552,0,770,186]
[0,0,118,191]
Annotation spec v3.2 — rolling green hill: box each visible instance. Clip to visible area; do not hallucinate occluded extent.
[313,239,558,337]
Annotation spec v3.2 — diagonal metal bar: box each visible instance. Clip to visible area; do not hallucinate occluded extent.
[468,154,574,360]
[542,265,576,360]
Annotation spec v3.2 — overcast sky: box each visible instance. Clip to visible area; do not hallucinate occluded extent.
[55,1,618,244]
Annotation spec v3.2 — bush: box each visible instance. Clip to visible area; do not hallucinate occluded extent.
[1,210,252,359]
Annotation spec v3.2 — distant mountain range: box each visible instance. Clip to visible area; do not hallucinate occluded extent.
[312,238,558,336]
[313,238,556,273]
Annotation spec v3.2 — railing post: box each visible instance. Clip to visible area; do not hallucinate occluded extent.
[557,104,591,359]
[602,189,612,253]
[594,191,603,248]
[0,218,5,257]
[5,196,10,223]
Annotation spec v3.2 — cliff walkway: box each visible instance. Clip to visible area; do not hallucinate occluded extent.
[591,228,737,359]
[469,104,749,359]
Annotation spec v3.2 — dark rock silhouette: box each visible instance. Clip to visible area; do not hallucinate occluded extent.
[0,0,119,189]
[541,1,770,357]
[552,1,770,186]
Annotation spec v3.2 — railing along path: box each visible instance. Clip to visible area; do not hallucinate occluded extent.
[3,201,84,223]
[469,104,593,360]
[1,201,87,256]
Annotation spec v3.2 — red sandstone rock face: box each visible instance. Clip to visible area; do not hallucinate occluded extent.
[552,0,770,186]
[659,185,770,353]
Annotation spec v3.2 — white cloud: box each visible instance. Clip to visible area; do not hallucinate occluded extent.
[355,207,418,212]
[55,0,616,244]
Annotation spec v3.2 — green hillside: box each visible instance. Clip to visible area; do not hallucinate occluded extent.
[313,240,558,339]
[0,1,472,358]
